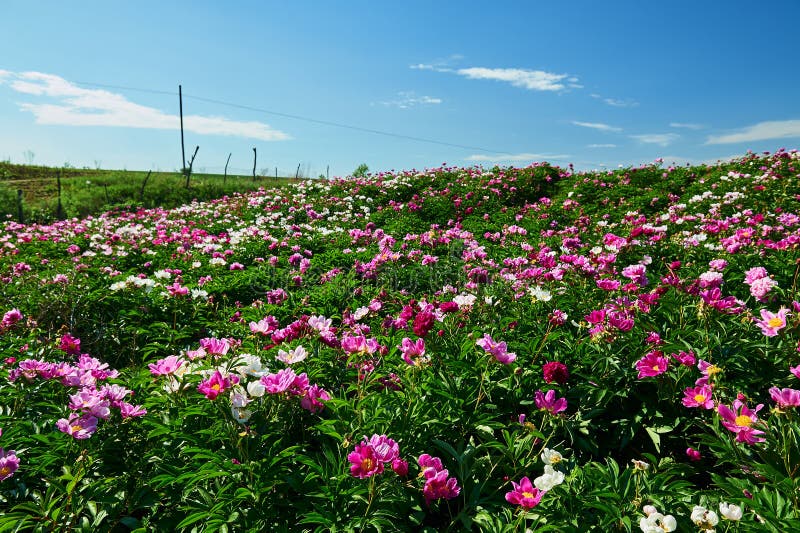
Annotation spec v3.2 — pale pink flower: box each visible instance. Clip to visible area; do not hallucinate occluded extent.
[755,308,790,337]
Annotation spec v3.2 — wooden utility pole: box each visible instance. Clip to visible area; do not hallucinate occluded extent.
[295,163,301,179]
[252,148,257,182]
[179,85,186,177]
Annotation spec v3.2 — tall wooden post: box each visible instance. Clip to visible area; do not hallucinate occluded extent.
[179,85,186,177]
[252,148,257,182]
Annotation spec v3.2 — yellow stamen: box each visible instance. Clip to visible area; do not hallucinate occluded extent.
[768,317,785,328]
[522,491,535,499]
[706,365,722,376]
[652,365,661,371]
[71,425,83,433]
[694,394,707,403]
[0,466,11,477]
[361,458,374,472]
[734,415,752,427]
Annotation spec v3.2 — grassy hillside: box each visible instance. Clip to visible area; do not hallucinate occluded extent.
[0,162,293,222]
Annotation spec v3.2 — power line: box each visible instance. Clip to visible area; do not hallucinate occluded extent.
[71,80,563,159]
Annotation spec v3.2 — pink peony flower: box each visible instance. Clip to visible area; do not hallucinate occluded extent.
[790,365,800,379]
[260,368,297,394]
[59,334,81,355]
[476,334,516,364]
[672,350,696,367]
[347,442,384,479]
[755,308,790,337]
[635,350,669,379]
[391,458,409,477]
[56,413,98,439]
[682,384,715,409]
[769,387,800,409]
[417,454,460,505]
[0,448,20,482]
[197,370,233,400]
[148,355,186,376]
[300,384,330,413]
[534,389,567,415]
[119,402,147,418]
[718,399,765,444]
[744,267,768,285]
[399,337,428,366]
[505,476,545,509]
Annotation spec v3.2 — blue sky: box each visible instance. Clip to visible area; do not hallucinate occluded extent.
[2,1,799,177]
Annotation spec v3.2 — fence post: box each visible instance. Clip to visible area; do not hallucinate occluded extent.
[17,189,24,223]
[55,170,65,220]
[139,170,152,202]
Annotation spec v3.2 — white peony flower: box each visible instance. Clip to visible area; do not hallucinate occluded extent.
[719,502,742,521]
[533,465,565,492]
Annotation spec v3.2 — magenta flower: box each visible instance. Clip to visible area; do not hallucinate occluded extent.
[476,333,516,364]
[399,337,428,366]
[59,334,81,355]
[635,350,669,379]
[672,350,696,367]
[300,384,330,413]
[682,384,715,409]
[505,477,545,509]
[0,448,20,482]
[685,447,702,461]
[534,389,567,415]
[543,361,569,384]
[199,337,230,357]
[260,368,297,394]
[718,399,765,444]
[421,467,461,505]
[791,365,800,379]
[56,413,98,439]
[197,370,233,400]
[367,434,400,463]
[148,355,186,376]
[347,442,384,479]
[119,402,147,418]
[392,458,409,477]
[413,310,436,338]
[769,387,800,409]
[68,390,111,419]
[755,308,790,337]
[1,309,22,329]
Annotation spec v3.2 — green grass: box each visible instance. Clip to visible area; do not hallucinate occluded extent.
[0,162,296,222]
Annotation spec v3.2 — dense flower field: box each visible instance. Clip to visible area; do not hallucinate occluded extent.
[1,149,799,532]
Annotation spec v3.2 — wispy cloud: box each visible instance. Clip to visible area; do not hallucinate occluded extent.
[630,133,680,146]
[572,121,622,133]
[4,71,290,141]
[412,61,574,92]
[587,143,617,148]
[466,152,571,163]
[669,122,705,130]
[375,91,442,109]
[590,93,638,108]
[706,119,800,144]
[455,67,570,91]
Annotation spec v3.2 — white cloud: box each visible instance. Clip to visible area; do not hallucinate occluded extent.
[466,152,571,163]
[5,71,290,141]
[670,122,705,130]
[572,121,622,133]
[454,67,570,91]
[590,94,638,108]
[376,91,442,109]
[630,133,680,146]
[0,69,10,82]
[409,63,438,71]
[706,119,800,144]
[587,143,617,148]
